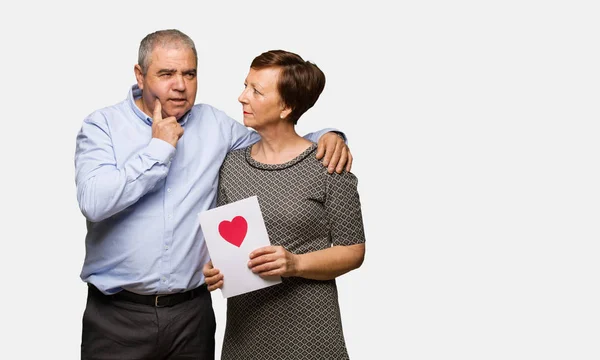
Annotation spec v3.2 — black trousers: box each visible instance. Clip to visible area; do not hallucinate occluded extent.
[81,285,216,360]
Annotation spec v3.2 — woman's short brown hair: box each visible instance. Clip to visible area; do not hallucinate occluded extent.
[250,50,325,125]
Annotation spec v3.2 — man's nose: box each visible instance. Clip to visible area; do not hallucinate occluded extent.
[173,74,186,91]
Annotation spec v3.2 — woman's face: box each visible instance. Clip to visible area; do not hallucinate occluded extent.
[238,67,289,130]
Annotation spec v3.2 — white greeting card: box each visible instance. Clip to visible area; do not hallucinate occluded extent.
[199,196,281,298]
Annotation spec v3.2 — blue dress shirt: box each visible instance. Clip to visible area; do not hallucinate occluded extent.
[75,85,334,295]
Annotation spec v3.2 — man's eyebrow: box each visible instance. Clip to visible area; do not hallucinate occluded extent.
[183,69,197,75]
[157,69,176,74]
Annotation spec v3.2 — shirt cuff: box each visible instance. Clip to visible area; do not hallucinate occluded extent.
[144,138,176,165]
[321,128,347,144]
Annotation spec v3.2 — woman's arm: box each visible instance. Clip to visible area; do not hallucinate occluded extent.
[248,243,365,280]
[249,170,366,280]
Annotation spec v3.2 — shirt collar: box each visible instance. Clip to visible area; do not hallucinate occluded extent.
[127,84,192,127]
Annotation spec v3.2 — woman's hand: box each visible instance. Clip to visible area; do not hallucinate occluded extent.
[202,260,224,291]
[248,246,299,278]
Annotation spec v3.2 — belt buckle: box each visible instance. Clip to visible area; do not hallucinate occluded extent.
[155,294,166,308]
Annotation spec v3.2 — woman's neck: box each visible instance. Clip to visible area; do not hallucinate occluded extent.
[252,126,313,164]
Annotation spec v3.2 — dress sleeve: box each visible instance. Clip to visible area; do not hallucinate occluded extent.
[216,154,231,207]
[325,171,366,246]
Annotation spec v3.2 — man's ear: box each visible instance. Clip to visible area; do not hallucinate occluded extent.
[134,64,144,90]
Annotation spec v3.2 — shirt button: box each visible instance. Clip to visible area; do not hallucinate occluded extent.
[167,188,172,193]
[162,277,167,283]
[165,245,169,250]
[168,214,173,219]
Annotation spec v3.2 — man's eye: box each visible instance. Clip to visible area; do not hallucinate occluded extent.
[185,73,196,80]
[253,89,261,95]
[160,73,172,78]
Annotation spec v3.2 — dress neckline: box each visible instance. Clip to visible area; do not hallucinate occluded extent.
[244,143,318,171]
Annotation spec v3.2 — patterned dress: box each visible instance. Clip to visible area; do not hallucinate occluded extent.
[217,143,366,360]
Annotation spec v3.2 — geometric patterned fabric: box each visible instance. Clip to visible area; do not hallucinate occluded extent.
[217,143,366,360]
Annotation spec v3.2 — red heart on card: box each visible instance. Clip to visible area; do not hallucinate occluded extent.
[218,216,248,247]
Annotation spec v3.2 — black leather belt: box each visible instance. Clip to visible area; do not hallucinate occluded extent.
[89,283,208,308]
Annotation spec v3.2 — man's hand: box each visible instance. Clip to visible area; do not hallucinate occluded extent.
[315,132,352,174]
[152,99,184,147]
[202,260,223,292]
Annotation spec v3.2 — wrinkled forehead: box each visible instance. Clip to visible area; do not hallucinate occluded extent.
[148,43,197,69]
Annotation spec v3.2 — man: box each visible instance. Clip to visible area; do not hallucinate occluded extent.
[75,29,352,359]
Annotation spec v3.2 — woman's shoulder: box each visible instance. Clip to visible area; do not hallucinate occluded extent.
[223,147,249,162]
[324,168,360,192]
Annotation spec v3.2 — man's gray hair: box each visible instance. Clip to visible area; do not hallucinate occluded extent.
[138,29,197,74]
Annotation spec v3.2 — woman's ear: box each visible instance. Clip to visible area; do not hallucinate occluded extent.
[280,106,292,119]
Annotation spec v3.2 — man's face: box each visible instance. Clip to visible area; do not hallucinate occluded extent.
[135,44,197,121]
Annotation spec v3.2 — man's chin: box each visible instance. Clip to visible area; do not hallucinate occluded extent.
[167,107,192,121]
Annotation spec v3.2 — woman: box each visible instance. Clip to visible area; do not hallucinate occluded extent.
[203,50,366,359]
